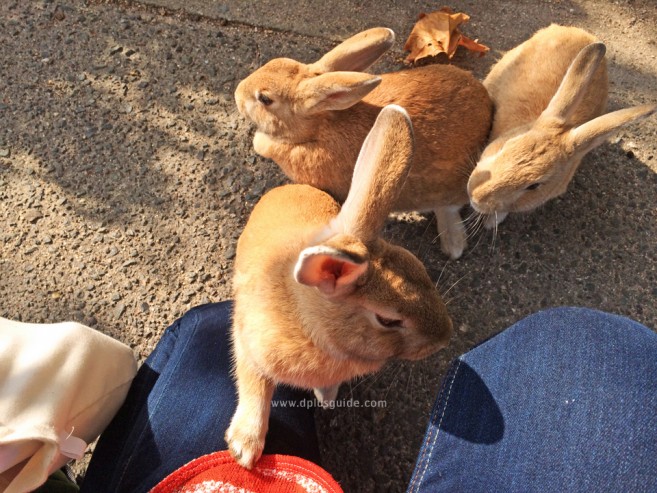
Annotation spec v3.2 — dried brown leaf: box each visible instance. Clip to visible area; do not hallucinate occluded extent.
[404,7,489,63]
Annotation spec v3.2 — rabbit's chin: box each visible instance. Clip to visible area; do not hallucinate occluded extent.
[469,200,495,216]
[336,344,401,365]
[472,196,543,216]
[470,199,512,219]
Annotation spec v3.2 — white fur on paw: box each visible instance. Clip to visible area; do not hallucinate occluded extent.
[225,423,264,469]
[314,384,340,405]
[440,227,466,260]
[252,131,271,158]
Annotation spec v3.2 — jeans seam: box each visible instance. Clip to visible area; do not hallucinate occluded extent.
[114,310,201,491]
[409,357,463,492]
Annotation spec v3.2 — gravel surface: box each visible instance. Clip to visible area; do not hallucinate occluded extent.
[1,1,655,491]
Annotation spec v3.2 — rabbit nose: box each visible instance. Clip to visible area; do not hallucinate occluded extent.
[468,168,491,194]
[468,171,496,213]
[437,319,454,350]
[445,316,454,337]
[469,188,499,215]
[408,327,452,361]
[409,339,449,361]
[433,317,454,351]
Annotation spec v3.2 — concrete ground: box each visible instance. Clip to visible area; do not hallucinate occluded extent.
[1,0,655,491]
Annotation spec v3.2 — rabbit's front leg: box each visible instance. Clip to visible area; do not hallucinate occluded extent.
[435,205,466,260]
[225,357,275,469]
[314,384,340,405]
[253,131,275,159]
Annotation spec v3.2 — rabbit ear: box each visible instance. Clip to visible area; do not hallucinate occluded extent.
[299,72,381,113]
[312,28,395,73]
[330,105,414,243]
[569,103,656,153]
[294,244,368,297]
[541,43,606,122]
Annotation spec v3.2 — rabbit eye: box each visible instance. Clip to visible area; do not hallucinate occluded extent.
[525,183,541,191]
[375,313,404,329]
[257,92,273,106]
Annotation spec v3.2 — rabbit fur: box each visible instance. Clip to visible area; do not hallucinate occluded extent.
[468,24,656,226]
[235,27,493,259]
[225,105,453,469]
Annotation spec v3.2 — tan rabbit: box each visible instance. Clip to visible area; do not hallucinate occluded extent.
[225,105,453,469]
[468,24,656,225]
[235,27,493,259]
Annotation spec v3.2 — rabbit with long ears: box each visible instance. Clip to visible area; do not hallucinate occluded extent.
[226,105,453,469]
[468,24,656,225]
[235,27,493,259]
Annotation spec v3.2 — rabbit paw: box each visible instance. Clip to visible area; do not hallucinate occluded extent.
[435,206,466,260]
[440,229,465,260]
[484,212,508,229]
[253,131,274,158]
[225,420,264,469]
[314,384,340,405]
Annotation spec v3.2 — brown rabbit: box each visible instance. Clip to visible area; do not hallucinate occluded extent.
[225,105,453,469]
[467,24,656,226]
[235,27,493,259]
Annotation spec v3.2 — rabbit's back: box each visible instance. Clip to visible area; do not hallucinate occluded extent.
[235,185,339,282]
[311,64,492,209]
[485,25,608,139]
[374,65,492,209]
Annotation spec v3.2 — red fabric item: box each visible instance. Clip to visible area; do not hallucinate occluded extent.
[151,451,344,493]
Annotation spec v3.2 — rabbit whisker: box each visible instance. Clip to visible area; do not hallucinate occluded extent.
[459,211,477,227]
[440,271,470,300]
[347,370,383,396]
[465,212,485,242]
[467,213,490,254]
[415,215,435,259]
[493,213,500,250]
[470,213,485,238]
[488,212,498,254]
[462,209,480,226]
[382,362,405,403]
[349,358,403,398]
[430,231,442,245]
[435,257,450,289]
[488,211,503,255]
[352,362,398,404]
[444,292,464,306]
[455,158,476,180]
[405,364,415,409]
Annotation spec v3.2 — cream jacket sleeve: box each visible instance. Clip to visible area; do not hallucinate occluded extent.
[0,318,138,493]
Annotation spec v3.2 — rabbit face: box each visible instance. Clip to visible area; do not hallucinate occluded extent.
[468,124,570,215]
[308,239,453,363]
[235,58,315,139]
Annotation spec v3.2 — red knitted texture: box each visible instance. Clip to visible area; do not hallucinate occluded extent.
[151,451,343,493]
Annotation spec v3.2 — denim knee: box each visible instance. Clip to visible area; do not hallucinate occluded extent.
[487,306,656,355]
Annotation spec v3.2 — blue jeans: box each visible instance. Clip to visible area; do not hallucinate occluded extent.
[408,307,657,492]
[81,301,319,493]
[82,303,657,492]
